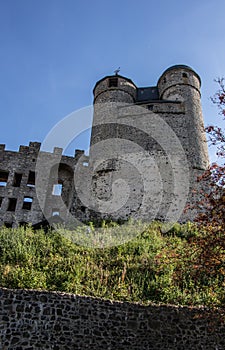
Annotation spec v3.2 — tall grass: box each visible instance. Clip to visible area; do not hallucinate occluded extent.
[0,222,224,307]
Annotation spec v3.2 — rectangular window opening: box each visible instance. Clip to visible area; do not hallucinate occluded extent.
[27,171,35,187]
[5,222,13,228]
[7,198,17,212]
[0,170,9,187]
[80,206,86,213]
[52,183,63,196]
[13,173,23,187]
[22,196,33,210]
[0,197,3,207]
[52,209,60,216]
[108,77,118,88]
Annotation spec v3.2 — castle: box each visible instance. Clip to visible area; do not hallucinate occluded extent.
[0,65,209,228]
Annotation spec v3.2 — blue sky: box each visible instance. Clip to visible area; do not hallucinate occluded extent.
[0,0,225,161]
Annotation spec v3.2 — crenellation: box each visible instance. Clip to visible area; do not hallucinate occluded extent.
[0,64,210,227]
[74,149,85,159]
[0,144,5,152]
[0,144,89,227]
[19,145,29,153]
[53,146,63,156]
[28,141,41,152]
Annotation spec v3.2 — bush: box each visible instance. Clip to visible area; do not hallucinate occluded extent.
[0,222,224,307]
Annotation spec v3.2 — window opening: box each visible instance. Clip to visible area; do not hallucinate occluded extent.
[0,197,3,207]
[7,198,17,212]
[22,197,33,210]
[52,183,63,196]
[182,73,188,78]
[13,173,22,187]
[0,171,9,187]
[27,171,35,187]
[5,222,13,228]
[108,77,118,88]
[52,209,60,216]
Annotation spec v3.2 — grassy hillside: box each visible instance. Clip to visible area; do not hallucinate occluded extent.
[0,221,224,307]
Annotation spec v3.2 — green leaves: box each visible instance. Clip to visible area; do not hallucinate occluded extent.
[0,222,224,307]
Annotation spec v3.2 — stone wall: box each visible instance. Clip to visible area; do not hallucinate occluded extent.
[89,65,209,223]
[0,65,210,226]
[0,142,89,227]
[0,288,224,350]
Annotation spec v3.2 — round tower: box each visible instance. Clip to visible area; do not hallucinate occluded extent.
[90,75,137,148]
[93,74,137,104]
[157,65,209,170]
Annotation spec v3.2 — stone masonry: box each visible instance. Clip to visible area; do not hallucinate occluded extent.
[0,288,224,350]
[0,142,89,227]
[0,65,209,227]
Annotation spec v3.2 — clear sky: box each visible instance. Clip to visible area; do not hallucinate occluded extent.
[0,0,225,161]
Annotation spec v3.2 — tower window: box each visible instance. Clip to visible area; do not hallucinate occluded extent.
[22,197,33,210]
[27,171,35,187]
[80,206,86,213]
[182,73,188,78]
[0,171,9,187]
[108,77,118,88]
[52,209,60,216]
[0,197,3,207]
[7,198,17,212]
[52,183,62,196]
[13,173,22,187]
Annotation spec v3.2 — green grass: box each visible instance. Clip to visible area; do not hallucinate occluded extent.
[0,221,224,307]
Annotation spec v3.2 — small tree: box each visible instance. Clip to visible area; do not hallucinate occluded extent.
[196,78,225,228]
[192,79,225,283]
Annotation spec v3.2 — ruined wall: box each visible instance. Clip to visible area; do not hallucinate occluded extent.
[0,142,89,227]
[0,65,210,226]
[0,288,224,350]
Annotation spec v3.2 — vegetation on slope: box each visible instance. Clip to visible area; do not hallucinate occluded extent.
[0,221,224,308]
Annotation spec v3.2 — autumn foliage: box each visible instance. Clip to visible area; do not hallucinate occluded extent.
[190,79,225,289]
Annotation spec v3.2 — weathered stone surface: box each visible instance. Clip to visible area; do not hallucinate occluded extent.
[0,65,210,227]
[0,288,224,350]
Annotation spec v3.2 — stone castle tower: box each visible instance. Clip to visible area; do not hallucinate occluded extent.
[88,65,209,222]
[0,65,209,227]
[91,65,208,168]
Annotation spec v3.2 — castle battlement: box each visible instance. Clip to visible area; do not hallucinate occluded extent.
[0,141,89,228]
[0,65,209,228]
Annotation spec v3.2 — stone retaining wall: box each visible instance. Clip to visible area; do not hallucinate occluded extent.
[0,288,224,350]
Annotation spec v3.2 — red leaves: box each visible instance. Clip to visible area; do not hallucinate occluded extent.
[206,125,215,133]
[219,93,225,103]
[192,78,225,290]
